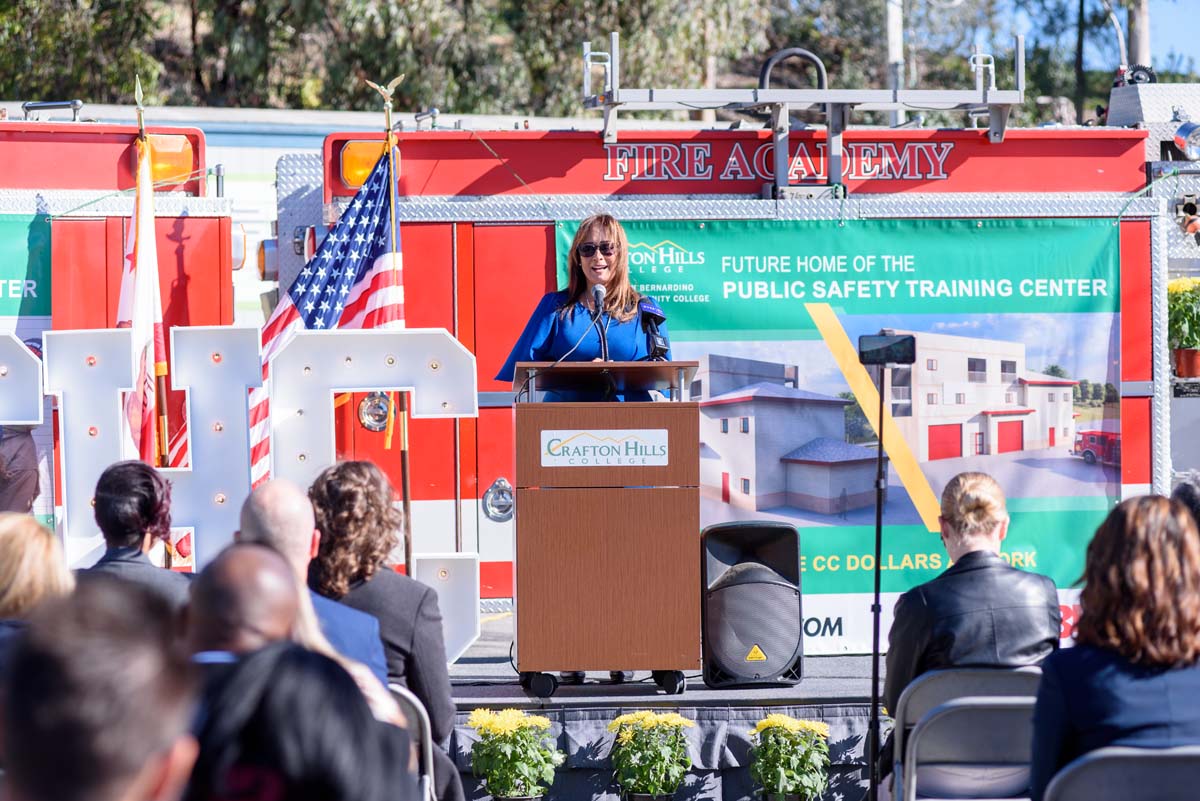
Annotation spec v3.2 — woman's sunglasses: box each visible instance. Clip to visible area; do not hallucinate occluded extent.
[577,241,616,258]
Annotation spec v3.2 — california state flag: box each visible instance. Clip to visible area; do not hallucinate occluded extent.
[115,137,167,463]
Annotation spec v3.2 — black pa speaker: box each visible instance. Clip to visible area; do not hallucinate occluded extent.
[701,521,803,689]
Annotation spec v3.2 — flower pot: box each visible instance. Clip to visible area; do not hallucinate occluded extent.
[1177,348,1200,378]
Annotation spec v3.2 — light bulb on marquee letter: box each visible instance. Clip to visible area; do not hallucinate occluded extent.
[270,329,478,490]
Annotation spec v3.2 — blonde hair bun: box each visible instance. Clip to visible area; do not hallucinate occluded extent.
[940,472,1007,538]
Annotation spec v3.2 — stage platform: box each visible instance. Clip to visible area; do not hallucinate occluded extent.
[446,612,877,800]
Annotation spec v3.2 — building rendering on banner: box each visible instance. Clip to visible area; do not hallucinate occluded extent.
[692,354,883,515]
[878,329,1078,462]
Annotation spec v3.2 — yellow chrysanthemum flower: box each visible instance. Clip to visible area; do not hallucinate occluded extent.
[1169,277,1200,294]
[752,714,830,738]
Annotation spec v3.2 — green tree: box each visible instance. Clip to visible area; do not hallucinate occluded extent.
[499,0,770,117]
[319,0,525,113]
[190,0,327,107]
[1076,378,1090,402]
[1104,382,1118,403]
[0,0,163,103]
[839,391,873,444]
[1043,364,1069,378]
[1091,382,1104,402]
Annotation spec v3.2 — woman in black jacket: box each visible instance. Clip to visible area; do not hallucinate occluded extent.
[309,460,462,801]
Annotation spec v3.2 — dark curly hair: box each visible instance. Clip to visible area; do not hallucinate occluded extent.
[308,461,401,599]
[93,460,172,549]
[1076,495,1200,668]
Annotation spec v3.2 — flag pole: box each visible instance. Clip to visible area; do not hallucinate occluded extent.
[136,77,171,471]
[368,75,413,577]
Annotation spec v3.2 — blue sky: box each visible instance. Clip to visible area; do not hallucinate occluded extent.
[1145,0,1197,69]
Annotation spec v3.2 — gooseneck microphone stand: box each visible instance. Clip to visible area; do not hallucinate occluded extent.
[867,364,886,801]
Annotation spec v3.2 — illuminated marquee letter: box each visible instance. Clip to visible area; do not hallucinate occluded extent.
[44,327,261,568]
[270,329,478,489]
[161,326,262,567]
[43,329,135,566]
[0,332,44,425]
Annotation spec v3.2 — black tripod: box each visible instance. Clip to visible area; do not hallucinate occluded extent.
[866,364,886,801]
[857,333,915,801]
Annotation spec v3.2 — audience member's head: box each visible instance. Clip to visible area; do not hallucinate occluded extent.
[308,461,401,599]
[938,471,1009,559]
[236,479,319,580]
[184,641,411,801]
[94,460,172,550]
[2,575,198,801]
[0,513,73,619]
[185,543,299,655]
[1077,495,1200,668]
[1171,472,1200,528]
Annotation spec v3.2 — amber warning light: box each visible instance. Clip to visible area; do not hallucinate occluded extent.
[339,140,389,189]
[130,134,195,185]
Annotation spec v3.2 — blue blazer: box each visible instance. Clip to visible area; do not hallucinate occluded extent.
[496,290,671,401]
[1031,643,1200,801]
[310,590,388,685]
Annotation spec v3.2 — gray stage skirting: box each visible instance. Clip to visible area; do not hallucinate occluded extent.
[449,702,872,801]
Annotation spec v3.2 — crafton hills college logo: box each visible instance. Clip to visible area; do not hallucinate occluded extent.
[540,429,670,467]
[627,239,705,274]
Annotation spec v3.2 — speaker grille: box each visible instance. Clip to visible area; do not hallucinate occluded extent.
[707,581,801,679]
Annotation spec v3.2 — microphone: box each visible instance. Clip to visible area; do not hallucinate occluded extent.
[638,297,670,360]
[591,284,609,361]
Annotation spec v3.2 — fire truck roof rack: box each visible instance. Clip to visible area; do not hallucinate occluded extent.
[583,32,1026,198]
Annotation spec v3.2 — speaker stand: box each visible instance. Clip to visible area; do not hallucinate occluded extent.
[867,367,886,801]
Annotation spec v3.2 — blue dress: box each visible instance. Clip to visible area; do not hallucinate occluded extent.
[496,291,671,401]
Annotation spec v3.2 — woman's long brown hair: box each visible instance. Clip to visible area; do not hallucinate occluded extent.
[1076,495,1200,667]
[308,461,402,600]
[563,213,640,322]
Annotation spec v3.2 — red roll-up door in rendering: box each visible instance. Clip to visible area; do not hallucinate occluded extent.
[998,420,1024,453]
[928,424,962,461]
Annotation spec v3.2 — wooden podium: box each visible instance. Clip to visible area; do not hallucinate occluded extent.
[512,361,700,697]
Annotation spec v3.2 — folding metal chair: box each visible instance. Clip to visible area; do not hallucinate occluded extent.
[891,667,1042,794]
[1043,745,1200,801]
[902,696,1036,801]
[389,683,436,801]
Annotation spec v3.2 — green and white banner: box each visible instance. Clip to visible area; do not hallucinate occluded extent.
[0,214,54,526]
[559,218,1121,653]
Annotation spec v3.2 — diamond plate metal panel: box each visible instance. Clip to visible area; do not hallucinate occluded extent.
[1153,205,1172,495]
[383,193,1160,223]
[0,190,230,217]
[480,598,513,614]
[275,152,325,294]
[1107,83,1200,127]
[855,193,1160,219]
[1149,163,1200,263]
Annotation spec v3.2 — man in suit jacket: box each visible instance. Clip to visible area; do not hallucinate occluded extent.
[82,461,190,610]
[236,479,388,685]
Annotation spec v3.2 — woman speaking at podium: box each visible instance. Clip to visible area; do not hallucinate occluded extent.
[496,213,670,402]
[497,214,670,686]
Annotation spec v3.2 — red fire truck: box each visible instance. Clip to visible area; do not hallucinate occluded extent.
[0,100,236,525]
[1074,429,1121,466]
[269,55,1197,609]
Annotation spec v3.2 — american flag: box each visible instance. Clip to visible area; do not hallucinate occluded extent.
[168,146,405,485]
[116,136,168,464]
